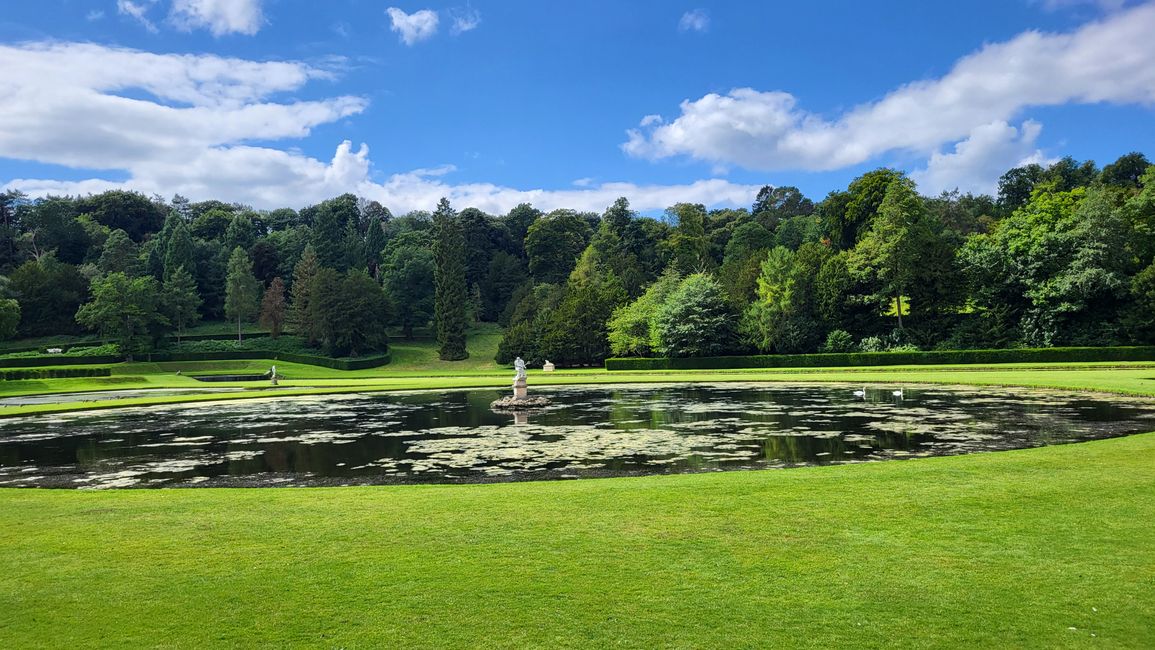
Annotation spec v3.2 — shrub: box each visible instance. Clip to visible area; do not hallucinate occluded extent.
[822,330,855,353]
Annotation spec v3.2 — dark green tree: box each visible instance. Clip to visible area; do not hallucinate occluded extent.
[525,209,592,284]
[381,232,435,339]
[432,198,469,360]
[10,256,87,336]
[289,245,322,345]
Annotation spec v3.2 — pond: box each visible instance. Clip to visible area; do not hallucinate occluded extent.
[2,383,1154,489]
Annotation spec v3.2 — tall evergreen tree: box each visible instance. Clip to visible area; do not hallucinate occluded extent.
[162,219,195,281]
[364,217,387,278]
[161,265,202,341]
[289,244,321,345]
[224,247,260,341]
[432,198,469,360]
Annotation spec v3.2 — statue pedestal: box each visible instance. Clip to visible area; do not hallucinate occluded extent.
[513,377,527,400]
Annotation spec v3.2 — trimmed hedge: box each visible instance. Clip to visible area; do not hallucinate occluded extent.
[145,350,391,370]
[605,346,1155,371]
[0,355,124,368]
[0,367,112,381]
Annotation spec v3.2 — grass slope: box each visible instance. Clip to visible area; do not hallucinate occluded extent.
[1,434,1152,648]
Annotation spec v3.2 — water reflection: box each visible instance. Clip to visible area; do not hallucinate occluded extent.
[1,383,1154,489]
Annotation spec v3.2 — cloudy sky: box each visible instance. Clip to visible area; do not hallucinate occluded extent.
[0,0,1152,214]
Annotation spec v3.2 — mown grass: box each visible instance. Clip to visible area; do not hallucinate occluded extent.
[1,432,1152,648]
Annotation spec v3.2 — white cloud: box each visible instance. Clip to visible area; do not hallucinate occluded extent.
[0,41,758,214]
[678,9,710,33]
[449,7,481,35]
[626,3,1155,181]
[117,0,159,33]
[912,121,1052,195]
[387,7,440,45]
[87,10,106,21]
[169,0,264,36]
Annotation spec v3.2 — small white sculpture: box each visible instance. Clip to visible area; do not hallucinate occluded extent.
[513,357,527,381]
[542,360,556,372]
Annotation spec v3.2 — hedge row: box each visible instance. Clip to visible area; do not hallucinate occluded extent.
[605,346,1155,371]
[0,367,111,381]
[0,355,124,368]
[145,350,391,370]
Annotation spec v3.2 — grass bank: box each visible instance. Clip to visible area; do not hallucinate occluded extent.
[1,433,1152,647]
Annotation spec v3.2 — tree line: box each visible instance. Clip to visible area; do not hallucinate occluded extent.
[0,151,1152,365]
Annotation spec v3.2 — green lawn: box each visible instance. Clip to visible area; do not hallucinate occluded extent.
[2,358,1155,646]
[1,432,1152,648]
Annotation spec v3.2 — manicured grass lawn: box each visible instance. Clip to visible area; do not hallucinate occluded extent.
[1,433,1152,647]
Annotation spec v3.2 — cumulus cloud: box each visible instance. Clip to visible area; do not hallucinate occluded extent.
[912,121,1052,195]
[387,7,440,45]
[169,0,264,36]
[678,9,710,33]
[0,41,757,214]
[449,7,481,34]
[626,3,1155,179]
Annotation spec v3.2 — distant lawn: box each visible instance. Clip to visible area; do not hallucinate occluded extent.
[1,433,1152,647]
[385,322,507,374]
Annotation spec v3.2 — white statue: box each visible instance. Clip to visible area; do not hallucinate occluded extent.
[513,357,527,381]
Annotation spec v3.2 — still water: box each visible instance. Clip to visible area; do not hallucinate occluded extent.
[2,383,1154,489]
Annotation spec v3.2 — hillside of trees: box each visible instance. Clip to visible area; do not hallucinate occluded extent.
[0,152,1152,366]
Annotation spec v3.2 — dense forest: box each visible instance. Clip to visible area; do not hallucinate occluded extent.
[0,151,1152,366]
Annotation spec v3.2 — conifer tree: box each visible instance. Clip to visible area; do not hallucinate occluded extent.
[162,265,202,341]
[224,247,260,341]
[289,245,321,345]
[432,198,469,360]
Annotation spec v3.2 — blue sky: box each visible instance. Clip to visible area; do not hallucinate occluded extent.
[0,0,1152,214]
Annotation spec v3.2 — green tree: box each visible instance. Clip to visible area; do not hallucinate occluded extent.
[76,272,166,359]
[654,273,738,357]
[97,229,142,277]
[162,219,195,281]
[538,247,627,366]
[311,269,389,356]
[224,247,261,341]
[161,265,202,342]
[365,217,387,277]
[607,270,682,357]
[381,232,435,339]
[10,256,87,336]
[525,209,593,284]
[0,298,19,340]
[503,203,542,256]
[77,190,166,242]
[432,198,469,360]
[666,203,710,274]
[289,245,322,345]
[846,177,930,330]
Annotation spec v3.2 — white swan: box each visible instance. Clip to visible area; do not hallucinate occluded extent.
[853,387,866,398]
[892,387,904,399]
